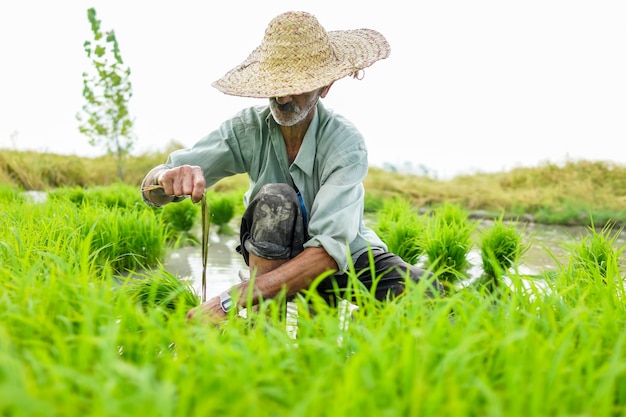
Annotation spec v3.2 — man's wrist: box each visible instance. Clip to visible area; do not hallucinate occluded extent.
[219,291,235,313]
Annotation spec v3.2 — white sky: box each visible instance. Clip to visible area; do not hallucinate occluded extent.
[1,1,624,179]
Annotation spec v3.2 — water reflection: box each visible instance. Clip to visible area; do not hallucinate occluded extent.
[165,222,626,298]
[518,221,626,275]
[164,233,246,299]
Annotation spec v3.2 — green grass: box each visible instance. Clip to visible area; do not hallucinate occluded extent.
[2,184,626,416]
[2,248,626,416]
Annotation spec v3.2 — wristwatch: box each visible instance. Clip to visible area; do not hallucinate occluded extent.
[219,291,234,313]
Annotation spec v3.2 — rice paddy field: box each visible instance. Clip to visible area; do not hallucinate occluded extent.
[1,178,626,416]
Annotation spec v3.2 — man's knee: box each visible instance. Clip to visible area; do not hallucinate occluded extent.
[240,183,305,261]
[404,266,444,296]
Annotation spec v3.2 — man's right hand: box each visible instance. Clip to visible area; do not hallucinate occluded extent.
[156,165,206,204]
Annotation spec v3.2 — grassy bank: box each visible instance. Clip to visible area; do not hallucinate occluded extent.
[2,149,625,227]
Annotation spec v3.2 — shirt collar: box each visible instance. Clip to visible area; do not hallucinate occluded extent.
[265,102,322,177]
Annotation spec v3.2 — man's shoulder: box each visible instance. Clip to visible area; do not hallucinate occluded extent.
[317,102,362,139]
[233,104,271,123]
[218,105,272,138]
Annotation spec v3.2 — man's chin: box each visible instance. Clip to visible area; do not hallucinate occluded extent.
[271,113,298,127]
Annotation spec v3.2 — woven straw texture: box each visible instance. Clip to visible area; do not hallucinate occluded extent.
[212,11,390,98]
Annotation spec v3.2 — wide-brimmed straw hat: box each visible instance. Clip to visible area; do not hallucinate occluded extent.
[211,11,390,98]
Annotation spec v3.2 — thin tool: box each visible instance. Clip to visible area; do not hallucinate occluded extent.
[200,192,210,302]
[142,183,210,302]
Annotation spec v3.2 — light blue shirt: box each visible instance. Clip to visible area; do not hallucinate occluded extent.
[165,101,386,272]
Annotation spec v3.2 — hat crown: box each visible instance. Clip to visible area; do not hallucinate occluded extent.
[259,12,335,74]
[212,10,390,98]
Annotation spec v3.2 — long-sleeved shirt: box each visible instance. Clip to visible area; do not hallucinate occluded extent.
[160,101,386,273]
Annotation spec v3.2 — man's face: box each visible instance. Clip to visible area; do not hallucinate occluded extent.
[269,88,323,127]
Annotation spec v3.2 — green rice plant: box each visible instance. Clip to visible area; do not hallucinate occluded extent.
[48,185,87,205]
[0,184,21,202]
[566,221,624,285]
[0,198,92,277]
[0,191,167,276]
[206,192,237,235]
[6,182,626,416]
[423,203,476,285]
[159,197,200,245]
[374,197,425,264]
[118,269,199,316]
[3,241,626,416]
[50,183,203,248]
[82,206,167,273]
[48,183,143,210]
[81,182,144,210]
[479,216,527,289]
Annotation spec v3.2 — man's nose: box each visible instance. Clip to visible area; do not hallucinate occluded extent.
[275,95,293,105]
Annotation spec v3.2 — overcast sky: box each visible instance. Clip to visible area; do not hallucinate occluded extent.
[1,1,624,179]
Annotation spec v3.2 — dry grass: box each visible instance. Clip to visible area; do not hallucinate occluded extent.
[365,160,626,226]
[2,149,625,226]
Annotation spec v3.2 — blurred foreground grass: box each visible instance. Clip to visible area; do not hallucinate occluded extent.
[2,150,626,416]
[1,184,626,416]
[2,148,625,226]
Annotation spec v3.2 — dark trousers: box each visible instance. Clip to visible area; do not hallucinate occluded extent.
[237,183,439,305]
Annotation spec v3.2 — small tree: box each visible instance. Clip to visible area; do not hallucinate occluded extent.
[77,7,134,181]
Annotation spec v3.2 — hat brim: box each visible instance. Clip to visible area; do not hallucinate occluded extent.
[212,29,390,98]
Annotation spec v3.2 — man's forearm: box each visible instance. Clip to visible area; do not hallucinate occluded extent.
[234,246,338,306]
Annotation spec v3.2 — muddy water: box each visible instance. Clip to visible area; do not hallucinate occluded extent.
[165,221,626,299]
[164,233,247,300]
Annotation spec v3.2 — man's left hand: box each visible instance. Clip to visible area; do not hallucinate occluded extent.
[186,297,228,325]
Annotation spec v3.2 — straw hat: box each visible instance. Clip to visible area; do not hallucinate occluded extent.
[211,11,390,98]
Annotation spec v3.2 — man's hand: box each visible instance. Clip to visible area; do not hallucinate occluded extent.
[157,165,206,204]
[186,296,228,325]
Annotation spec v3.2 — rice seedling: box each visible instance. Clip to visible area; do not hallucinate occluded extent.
[567,221,624,283]
[78,204,167,273]
[159,197,199,233]
[4,184,626,416]
[159,197,201,246]
[422,203,476,285]
[478,216,527,290]
[206,191,238,236]
[0,189,167,276]
[118,268,200,315]
[48,185,87,205]
[49,183,143,210]
[374,197,425,264]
